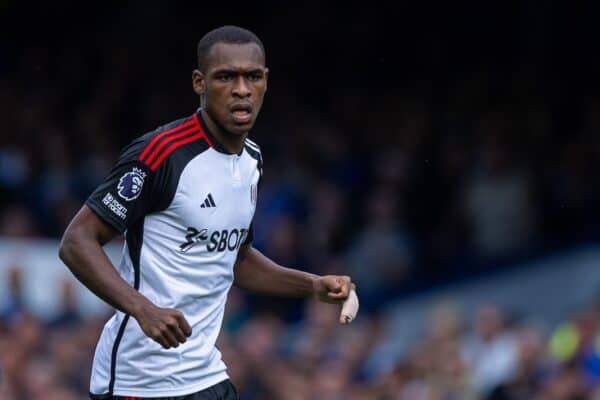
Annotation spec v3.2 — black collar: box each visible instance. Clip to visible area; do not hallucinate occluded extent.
[195,109,243,155]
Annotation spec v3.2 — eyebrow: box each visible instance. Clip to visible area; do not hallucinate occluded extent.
[211,68,265,75]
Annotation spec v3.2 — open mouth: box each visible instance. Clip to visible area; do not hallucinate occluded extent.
[230,104,253,124]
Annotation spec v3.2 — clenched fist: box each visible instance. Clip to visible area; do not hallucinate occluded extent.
[133,302,192,349]
[312,275,359,324]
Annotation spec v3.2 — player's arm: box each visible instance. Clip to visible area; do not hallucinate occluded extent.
[60,205,144,312]
[59,206,191,349]
[60,133,195,348]
[233,244,358,323]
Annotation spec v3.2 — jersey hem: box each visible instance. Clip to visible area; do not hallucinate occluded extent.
[95,371,229,398]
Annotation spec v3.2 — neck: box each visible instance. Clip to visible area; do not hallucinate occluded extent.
[201,109,247,155]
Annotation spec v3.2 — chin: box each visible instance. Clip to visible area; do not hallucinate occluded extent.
[228,123,254,136]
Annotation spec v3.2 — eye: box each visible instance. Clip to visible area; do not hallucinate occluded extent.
[247,72,263,82]
[217,73,233,82]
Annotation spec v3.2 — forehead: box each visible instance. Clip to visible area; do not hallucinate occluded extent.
[205,42,265,72]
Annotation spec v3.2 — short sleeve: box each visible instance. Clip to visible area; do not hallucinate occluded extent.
[85,139,162,233]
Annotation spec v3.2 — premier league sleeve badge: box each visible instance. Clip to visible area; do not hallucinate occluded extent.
[117,167,147,201]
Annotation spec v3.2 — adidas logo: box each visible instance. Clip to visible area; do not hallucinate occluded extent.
[200,193,217,208]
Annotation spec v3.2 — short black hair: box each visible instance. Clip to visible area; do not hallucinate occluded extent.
[197,25,265,71]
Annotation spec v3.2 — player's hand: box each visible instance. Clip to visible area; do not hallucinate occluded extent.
[133,302,192,349]
[312,275,359,324]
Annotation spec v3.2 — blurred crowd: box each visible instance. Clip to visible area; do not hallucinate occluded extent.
[2,1,600,399]
[3,265,600,399]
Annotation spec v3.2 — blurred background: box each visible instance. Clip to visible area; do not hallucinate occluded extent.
[1,1,600,399]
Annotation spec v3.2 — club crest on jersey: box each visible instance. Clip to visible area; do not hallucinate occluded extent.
[250,184,257,206]
[117,167,146,201]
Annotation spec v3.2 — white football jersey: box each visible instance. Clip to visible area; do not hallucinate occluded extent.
[86,110,262,398]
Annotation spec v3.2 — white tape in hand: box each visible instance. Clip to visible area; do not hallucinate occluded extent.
[340,288,359,324]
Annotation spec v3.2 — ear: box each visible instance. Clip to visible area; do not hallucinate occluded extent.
[192,69,205,96]
[264,67,269,92]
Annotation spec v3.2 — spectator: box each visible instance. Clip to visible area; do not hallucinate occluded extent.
[0,266,26,326]
[47,279,82,330]
[344,184,414,309]
[461,304,519,396]
[463,131,539,261]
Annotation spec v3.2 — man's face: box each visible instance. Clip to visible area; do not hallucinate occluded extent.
[193,42,268,136]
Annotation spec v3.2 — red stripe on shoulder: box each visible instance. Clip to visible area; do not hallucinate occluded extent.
[143,113,215,171]
[142,126,199,166]
[149,132,208,171]
[139,119,195,162]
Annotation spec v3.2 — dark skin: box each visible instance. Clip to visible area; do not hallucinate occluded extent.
[192,42,268,154]
[59,41,355,350]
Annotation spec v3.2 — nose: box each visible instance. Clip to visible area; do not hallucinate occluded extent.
[232,76,251,98]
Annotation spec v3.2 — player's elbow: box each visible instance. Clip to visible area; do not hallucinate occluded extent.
[58,224,86,267]
[59,229,75,265]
